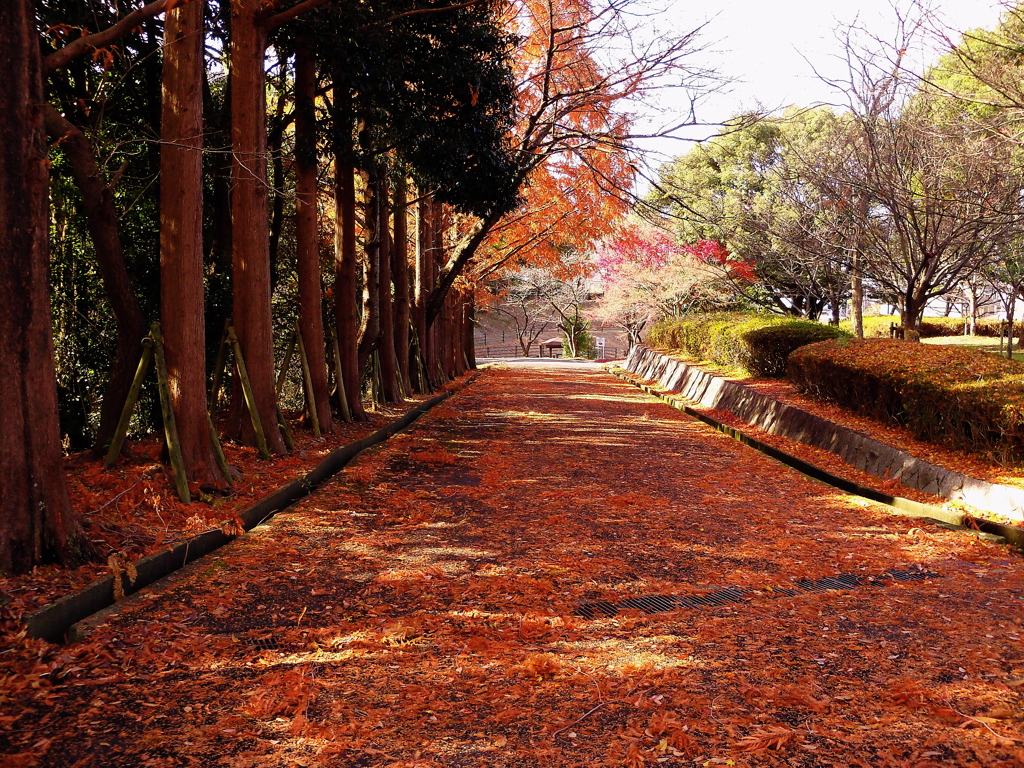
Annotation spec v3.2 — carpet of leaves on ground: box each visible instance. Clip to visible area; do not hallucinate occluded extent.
[2,365,1024,767]
[0,404,417,641]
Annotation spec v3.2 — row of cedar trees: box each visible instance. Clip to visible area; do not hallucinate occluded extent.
[1,0,528,574]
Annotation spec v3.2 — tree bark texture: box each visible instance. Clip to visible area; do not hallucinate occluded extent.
[43,107,148,458]
[851,195,866,338]
[161,0,220,484]
[432,203,448,382]
[334,140,366,419]
[229,0,285,452]
[376,172,401,402]
[356,139,381,379]
[464,292,477,370]
[294,43,334,432]
[0,0,95,574]
[392,176,412,393]
[424,207,503,329]
[415,195,432,392]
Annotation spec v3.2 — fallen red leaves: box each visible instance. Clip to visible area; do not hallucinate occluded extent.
[0,404,418,650]
[2,365,1024,767]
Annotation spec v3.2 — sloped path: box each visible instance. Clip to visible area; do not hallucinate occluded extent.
[4,365,1024,767]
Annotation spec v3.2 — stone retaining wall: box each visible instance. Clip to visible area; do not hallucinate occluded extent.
[625,345,1024,522]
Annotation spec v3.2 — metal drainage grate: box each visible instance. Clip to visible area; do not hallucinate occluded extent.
[619,595,678,613]
[793,574,860,593]
[576,587,752,619]
[248,636,284,651]
[885,568,934,582]
[575,568,938,619]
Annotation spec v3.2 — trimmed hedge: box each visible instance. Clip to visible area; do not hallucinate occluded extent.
[840,315,1004,338]
[647,313,852,377]
[788,338,1024,461]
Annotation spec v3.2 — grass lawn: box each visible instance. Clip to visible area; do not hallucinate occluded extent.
[922,333,1024,362]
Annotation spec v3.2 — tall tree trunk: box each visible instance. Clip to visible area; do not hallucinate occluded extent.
[1007,293,1016,360]
[43,107,148,458]
[0,0,96,574]
[967,282,979,336]
[334,121,366,420]
[432,203,448,382]
[356,138,381,377]
[294,42,334,432]
[377,170,401,402]
[268,54,287,290]
[160,0,219,485]
[447,292,460,376]
[903,286,925,336]
[451,291,464,374]
[229,0,285,452]
[851,196,866,338]
[392,175,412,394]
[464,292,477,370]
[415,194,432,392]
[829,285,841,326]
[424,206,504,329]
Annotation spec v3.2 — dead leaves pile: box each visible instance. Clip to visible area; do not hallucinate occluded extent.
[3,367,1024,767]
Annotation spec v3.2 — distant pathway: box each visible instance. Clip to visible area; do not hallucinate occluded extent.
[5,365,1024,767]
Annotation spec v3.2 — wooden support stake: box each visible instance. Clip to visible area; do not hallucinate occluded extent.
[408,320,430,394]
[209,319,231,407]
[370,351,384,409]
[275,327,297,399]
[276,405,295,451]
[104,338,154,469]
[396,361,408,401]
[418,358,429,393]
[376,351,387,404]
[206,412,234,486]
[227,326,271,460]
[295,320,320,437]
[151,322,192,504]
[366,352,377,410]
[329,327,352,423]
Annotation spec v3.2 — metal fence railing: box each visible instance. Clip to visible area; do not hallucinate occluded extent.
[474,341,624,360]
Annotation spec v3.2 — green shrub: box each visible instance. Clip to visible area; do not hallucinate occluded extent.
[563,318,596,358]
[647,312,851,377]
[741,323,853,377]
[788,338,1024,461]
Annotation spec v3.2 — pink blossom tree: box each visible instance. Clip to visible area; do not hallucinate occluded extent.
[590,220,735,346]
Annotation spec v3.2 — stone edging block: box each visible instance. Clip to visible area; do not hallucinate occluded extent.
[624,346,1024,522]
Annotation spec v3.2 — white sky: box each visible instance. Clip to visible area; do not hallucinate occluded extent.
[631,0,1006,171]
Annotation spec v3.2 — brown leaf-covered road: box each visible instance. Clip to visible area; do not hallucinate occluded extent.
[5,364,1024,767]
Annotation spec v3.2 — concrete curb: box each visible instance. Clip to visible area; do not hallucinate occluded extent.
[26,378,475,644]
[608,364,1024,553]
[622,345,1024,522]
